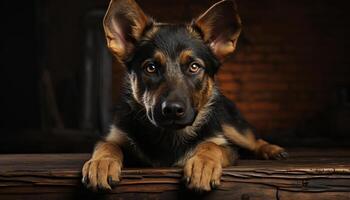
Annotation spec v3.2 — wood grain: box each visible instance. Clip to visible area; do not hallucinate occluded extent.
[0,149,349,199]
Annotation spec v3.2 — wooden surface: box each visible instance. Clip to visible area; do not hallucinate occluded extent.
[0,149,350,200]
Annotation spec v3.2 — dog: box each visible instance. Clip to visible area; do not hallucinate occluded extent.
[82,0,288,192]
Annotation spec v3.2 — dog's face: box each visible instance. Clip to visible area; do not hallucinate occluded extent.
[104,0,241,129]
[126,25,221,129]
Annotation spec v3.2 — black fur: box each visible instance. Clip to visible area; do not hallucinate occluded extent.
[109,24,254,167]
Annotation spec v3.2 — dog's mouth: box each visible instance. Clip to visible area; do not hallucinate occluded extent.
[158,120,192,130]
[145,113,194,130]
[155,110,197,130]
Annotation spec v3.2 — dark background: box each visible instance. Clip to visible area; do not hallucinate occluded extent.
[1,0,350,153]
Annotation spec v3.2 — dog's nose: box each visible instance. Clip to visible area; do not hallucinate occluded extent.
[161,101,185,119]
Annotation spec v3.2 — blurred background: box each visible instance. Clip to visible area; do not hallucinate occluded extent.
[1,0,349,153]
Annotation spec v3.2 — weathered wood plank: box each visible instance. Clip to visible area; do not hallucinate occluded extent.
[278,191,350,200]
[0,149,349,199]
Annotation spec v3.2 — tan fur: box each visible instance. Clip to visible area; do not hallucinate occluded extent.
[178,49,205,70]
[174,135,228,166]
[82,126,125,190]
[178,49,194,65]
[103,0,150,60]
[222,124,257,151]
[222,124,285,159]
[254,139,286,160]
[153,50,167,66]
[194,0,242,61]
[183,141,236,191]
[193,77,214,111]
[210,40,237,61]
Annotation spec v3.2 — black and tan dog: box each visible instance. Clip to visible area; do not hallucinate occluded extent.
[82,0,288,192]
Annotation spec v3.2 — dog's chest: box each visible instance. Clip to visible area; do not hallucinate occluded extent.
[128,130,193,167]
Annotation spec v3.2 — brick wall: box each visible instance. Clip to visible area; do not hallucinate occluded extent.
[218,0,350,135]
[111,0,350,135]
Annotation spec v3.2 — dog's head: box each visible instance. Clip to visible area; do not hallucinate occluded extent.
[104,0,241,129]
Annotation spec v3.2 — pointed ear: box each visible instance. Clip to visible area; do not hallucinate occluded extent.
[193,0,242,61]
[103,0,152,61]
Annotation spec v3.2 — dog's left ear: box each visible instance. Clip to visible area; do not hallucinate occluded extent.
[193,0,242,61]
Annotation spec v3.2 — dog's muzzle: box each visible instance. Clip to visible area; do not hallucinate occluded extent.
[152,99,195,129]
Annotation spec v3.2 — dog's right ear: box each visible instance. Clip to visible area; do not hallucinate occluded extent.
[193,0,242,62]
[103,0,152,61]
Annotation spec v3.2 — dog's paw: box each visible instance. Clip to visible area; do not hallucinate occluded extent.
[81,158,122,191]
[256,144,288,160]
[183,154,222,192]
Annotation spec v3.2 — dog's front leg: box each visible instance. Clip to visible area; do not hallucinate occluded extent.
[82,141,123,191]
[183,142,236,192]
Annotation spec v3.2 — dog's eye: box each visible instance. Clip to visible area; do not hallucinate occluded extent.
[189,62,201,74]
[144,62,157,74]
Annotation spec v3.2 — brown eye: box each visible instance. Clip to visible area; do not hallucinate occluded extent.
[189,62,201,73]
[144,62,157,74]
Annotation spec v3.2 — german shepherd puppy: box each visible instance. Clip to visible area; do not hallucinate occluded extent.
[82,0,287,192]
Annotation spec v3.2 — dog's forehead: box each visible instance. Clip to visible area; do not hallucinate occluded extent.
[146,24,203,60]
[131,23,220,75]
